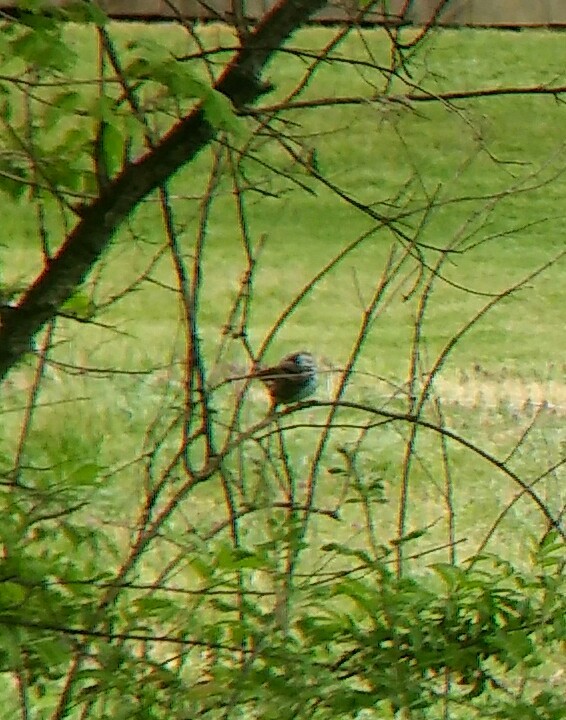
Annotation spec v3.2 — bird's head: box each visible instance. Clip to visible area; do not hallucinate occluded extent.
[288,351,315,371]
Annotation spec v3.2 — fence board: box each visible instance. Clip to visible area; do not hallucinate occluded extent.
[2,0,566,26]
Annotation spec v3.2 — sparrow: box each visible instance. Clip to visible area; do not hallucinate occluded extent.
[251,351,317,409]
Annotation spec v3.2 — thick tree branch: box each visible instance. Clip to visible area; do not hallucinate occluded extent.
[0,0,328,381]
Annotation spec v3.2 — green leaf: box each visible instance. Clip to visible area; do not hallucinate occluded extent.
[321,542,374,566]
[10,27,76,72]
[492,628,534,666]
[124,56,151,81]
[203,90,242,134]
[61,291,95,320]
[100,122,124,178]
[328,689,376,712]
[134,597,180,621]
[327,466,346,475]
[66,462,100,486]
[0,83,12,122]
[32,636,72,673]
[0,158,28,201]
[153,62,212,99]
[62,1,109,25]
[431,563,466,590]
[91,95,117,123]
[390,527,429,545]
[0,581,27,607]
[97,644,126,672]
[215,544,264,570]
[44,91,83,127]
[0,627,24,671]
[190,556,215,581]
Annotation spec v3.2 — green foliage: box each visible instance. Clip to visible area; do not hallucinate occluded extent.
[0,7,239,205]
[1,417,563,719]
[124,38,241,132]
[61,290,96,320]
[295,545,565,717]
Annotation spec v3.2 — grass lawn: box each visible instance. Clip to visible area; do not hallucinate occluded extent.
[1,21,565,575]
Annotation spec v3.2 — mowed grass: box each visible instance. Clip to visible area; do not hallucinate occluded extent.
[2,23,565,571]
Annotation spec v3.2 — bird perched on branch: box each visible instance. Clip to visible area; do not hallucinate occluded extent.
[250,351,317,409]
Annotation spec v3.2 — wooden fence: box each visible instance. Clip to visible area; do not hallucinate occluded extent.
[3,0,566,27]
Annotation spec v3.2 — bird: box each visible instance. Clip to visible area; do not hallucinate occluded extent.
[250,351,317,409]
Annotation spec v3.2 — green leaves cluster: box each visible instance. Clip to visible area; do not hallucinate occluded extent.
[299,543,565,717]
[123,37,240,133]
[1,420,564,720]
[0,7,239,204]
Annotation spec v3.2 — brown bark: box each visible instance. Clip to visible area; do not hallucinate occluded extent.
[0,0,328,381]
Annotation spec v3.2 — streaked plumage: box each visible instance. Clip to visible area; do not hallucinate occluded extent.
[252,351,317,408]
